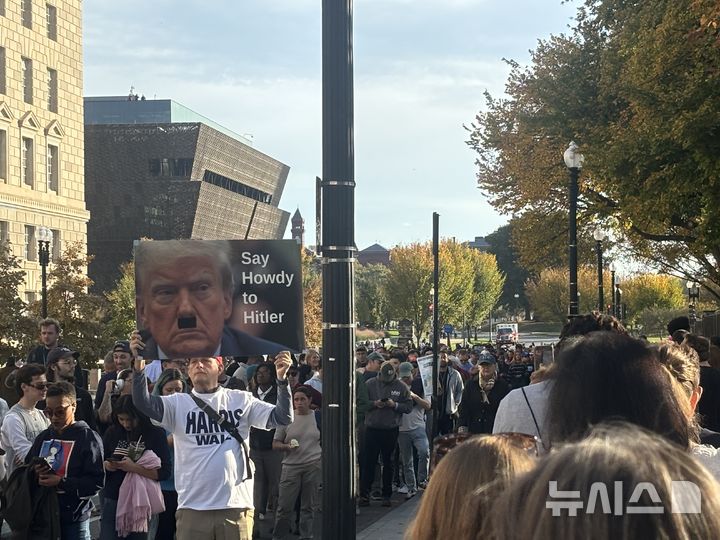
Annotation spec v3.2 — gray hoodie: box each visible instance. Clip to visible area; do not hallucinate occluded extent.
[365,377,413,430]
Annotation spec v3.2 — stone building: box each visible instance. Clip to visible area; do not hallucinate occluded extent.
[84,97,291,292]
[0,0,88,302]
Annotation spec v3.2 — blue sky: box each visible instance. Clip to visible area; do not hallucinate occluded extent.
[84,0,578,249]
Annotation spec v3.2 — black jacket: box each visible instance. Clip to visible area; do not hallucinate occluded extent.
[26,421,104,524]
[250,385,278,451]
[458,376,511,434]
[1,463,61,539]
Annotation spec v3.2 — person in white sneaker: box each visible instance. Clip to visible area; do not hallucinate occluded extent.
[397,363,430,499]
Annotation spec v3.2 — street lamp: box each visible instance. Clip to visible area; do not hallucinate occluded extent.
[609,262,616,315]
[513,293,520,321]
[686,281,700,332]
[37,226,53,318]
[563,141,584,318]
[593,227,606,312]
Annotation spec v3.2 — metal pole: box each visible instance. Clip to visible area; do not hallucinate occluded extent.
[568,167,579,317]
[595,240,604,312]
[431,212,440,440]
[610,269,616,315]
[321,0,355,534]
[39,240,49,318]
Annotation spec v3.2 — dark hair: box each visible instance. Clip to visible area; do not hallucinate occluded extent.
[15,364,47,397]
[46,381,76,402]
[547,332,694,449]
[557,312,627,350]
[356,345,367,353]
[152,368,186,396]
[389,351,406,362]
[254,361,278,384]
[39,318,61,333]
[711,337,720,348]
[667,316,690,336]
[683,334,712,362]
[112,394,152,431]
[293,385,313,399]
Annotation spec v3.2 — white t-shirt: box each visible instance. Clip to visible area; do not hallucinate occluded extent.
[692,444,720,482]
[144,360,164,383]
[0,404,50,477]
[158,387,275,510]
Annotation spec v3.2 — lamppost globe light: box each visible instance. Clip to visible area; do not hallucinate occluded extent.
[609,262,616,272]
[513,293,519,299]
[593,227,606,242]
[38,226,52,242]
[686,280,694,290]
[563,141,584,170]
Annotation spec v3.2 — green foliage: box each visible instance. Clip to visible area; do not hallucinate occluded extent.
[301,250,322,347]
[103,261,137,343]
[383,241,503,342]
[621,274,686,324]
[525,266,600,322]
[28,242,110,364]
[0,242,36,358]
[467,0,720,298]
[355,263,390,328]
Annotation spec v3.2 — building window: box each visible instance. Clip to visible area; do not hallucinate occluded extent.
[0,48,5,95]
[46,4,56,40]
[25,291,37,304]
[22,57,32,104]
[0,221,8,244]
[0,0,5,17]
[22,137,34,188]
[24,225,36,260]
[51,228,60,260]
[47,144,58,192]
[148,158,194,177]
[203,170,273,204]
[21,0,31,28]
[47,68,57,112]
[0,129,6,180]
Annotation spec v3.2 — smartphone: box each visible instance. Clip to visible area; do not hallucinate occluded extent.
[107,456,123,462]
[381,398,388,402]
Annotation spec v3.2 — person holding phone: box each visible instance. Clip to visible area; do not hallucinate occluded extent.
[25,381,104,540]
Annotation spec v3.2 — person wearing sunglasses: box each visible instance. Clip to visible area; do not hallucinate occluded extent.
[0,364,50,478]
[44,348,98,432]
[25,381,104,540]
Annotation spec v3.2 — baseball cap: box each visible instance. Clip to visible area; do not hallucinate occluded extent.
[47,347,79,365]
[398,362,413,378]
[113,340,131,354]
[367,351,384,364]
[478,354,497,365]
[378,361,397,383]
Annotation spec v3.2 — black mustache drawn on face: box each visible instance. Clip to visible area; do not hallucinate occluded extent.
[177,316,197,329]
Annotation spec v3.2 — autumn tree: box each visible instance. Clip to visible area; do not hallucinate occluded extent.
[467,0,720,299]
[525,266,600,322]
[28,242,110,363]
[355,263,390,328]
[466,249,505,330]
[619,274,685,325]
[0,242,37,358]
[301,250,322,347]
[103,261,137,344]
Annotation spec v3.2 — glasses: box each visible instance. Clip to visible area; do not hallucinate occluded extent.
[59,359,77,366]
[29,383,49,390]
[44,404,74,418]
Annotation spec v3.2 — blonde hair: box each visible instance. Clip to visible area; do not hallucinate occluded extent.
[655,342,700,398]
[405,435,535,540]
[490,422,720,540]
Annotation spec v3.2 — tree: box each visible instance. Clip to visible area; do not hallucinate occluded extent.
[620,274,686,325]
[525,266,599,322]
[467,0,720,298]
[485,223,530,311]
[103,261,137,343]
[466,249,505,330]
[355,263,390,328]
[384,243,434,344]
[0,242,36,358]
[28,242,110,363]
[301,250,322,347]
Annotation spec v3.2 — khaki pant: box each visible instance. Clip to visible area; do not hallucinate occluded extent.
[176,508,254,540]
[272,461,321,539]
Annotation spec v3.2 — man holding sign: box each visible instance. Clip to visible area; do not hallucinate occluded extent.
[134,240,289,359]
[130,332,293,540]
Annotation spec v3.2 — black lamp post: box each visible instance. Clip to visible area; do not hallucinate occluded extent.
[563,141,584,318]
[38,226,53,318]
[593,227,606,313]
[686,281,700,332]
[615,284,623,321]
[610,262,616,315]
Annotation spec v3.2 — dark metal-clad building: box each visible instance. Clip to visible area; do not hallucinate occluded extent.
[84,96,290,292]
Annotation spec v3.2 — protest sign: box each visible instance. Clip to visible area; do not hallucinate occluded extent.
[416,354,435,403]
[134,239,304,359]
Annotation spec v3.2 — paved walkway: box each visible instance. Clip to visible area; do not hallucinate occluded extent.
[357,492,421,540]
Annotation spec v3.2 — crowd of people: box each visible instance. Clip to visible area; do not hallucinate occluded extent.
[2,312,720,540]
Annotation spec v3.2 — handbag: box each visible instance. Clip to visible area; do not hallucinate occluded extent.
[189,394,253,480]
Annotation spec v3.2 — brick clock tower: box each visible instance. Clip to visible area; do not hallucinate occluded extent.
[291,208,305,247]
